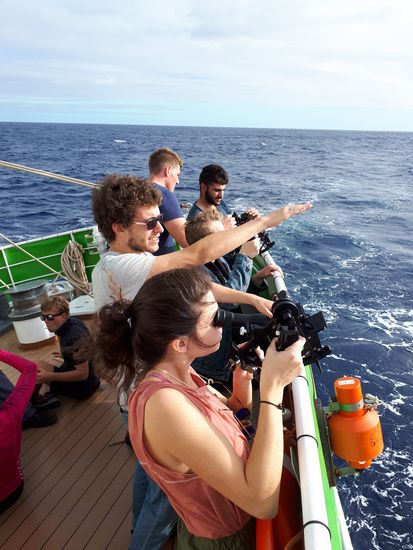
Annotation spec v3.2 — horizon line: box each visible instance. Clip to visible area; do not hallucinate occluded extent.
[0,120,412,134]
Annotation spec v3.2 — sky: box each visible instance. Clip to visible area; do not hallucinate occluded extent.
[1,0,412,131]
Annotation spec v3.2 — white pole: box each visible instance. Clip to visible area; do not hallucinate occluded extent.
[261,249,332,549]
[292,369,331,549]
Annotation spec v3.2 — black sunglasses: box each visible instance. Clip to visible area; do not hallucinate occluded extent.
[132,214,164,230]
[40,311,65,321]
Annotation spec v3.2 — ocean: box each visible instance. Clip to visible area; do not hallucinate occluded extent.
[1,122,412,549]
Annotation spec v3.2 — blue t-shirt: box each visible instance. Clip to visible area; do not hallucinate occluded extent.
[186,200,231,221]
[154,184,185,256]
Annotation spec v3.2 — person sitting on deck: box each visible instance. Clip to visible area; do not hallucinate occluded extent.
[184,208,282,386]
[0,350,39,513]
[186,164,260,225]
[90,173,311,549]
[148,147,188,255]
[92,266,305,549]
[33,296,100,408]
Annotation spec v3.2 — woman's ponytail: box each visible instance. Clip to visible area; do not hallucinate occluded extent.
[92,300,140,393]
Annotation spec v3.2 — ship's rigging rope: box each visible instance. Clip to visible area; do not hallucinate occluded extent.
[0,160,96,188]
[0,231,65,281]
[0,160,196,213]
[0,275,11,288]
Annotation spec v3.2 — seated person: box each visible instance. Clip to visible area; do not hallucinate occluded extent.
[0,350,38,513]
[186,164,259,227]
[0,371,57,429]
[92,267,305,548]
[34,296,100,406]
[184,209,281,384]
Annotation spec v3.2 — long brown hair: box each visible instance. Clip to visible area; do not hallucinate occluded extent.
[92,266,212,394]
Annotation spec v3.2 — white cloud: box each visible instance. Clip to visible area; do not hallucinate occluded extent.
[0,0,412,129]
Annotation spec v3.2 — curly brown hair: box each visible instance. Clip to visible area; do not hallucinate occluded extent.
[184,208,225,245]
[92,174,162,243]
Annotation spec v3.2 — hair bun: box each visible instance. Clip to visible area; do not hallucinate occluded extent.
[124,304,132,322]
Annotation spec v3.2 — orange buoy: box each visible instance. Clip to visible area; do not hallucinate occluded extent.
[327,377,384,469]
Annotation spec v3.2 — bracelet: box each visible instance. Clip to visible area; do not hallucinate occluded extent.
[260,400,284,411]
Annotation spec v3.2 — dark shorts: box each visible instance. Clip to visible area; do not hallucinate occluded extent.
[177,518,255,550]
[50,375,100,400]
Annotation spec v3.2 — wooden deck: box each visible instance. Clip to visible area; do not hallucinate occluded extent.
[0,326,135,550]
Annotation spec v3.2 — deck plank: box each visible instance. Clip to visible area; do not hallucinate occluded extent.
[105,511,133,550]
[55,458,133,550]
[0,398,126,539]
[21,385,111,469]
[19,447,133,550]
[0,326,135,550]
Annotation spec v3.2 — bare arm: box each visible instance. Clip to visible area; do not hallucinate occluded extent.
[143,337,305,518]
[210,283,273,316]
[149,202,312,277]
[206,364,253,412]
[0,350,37,419]
[37,360,89,383]
[253,264,283,285]
[227,363,253,412]
[163,218,188,248]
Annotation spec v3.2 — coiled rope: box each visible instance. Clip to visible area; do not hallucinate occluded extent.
[0,161,95,296]
[60,241,91,296]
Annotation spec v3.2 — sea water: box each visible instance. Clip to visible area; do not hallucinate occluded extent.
[1,122,412,549]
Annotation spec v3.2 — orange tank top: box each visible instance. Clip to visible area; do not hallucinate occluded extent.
[128,370,251,539]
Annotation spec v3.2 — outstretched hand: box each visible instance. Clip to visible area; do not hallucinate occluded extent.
[263,203,312,229]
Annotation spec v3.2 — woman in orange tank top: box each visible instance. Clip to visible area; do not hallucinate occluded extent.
[92,266,304,549]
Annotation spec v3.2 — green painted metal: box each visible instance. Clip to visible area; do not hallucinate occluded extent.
[0,227,100,291]
[306,364,343,549]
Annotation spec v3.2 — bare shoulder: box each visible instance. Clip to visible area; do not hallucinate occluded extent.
[145,385,196,415]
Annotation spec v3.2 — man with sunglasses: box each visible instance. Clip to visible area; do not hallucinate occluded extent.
[91,173,310,311]
[148,147,188,255]
[33,296,100,406]
[91,173,311,550]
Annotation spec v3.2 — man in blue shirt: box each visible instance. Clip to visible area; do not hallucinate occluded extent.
[149,148,188,255]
